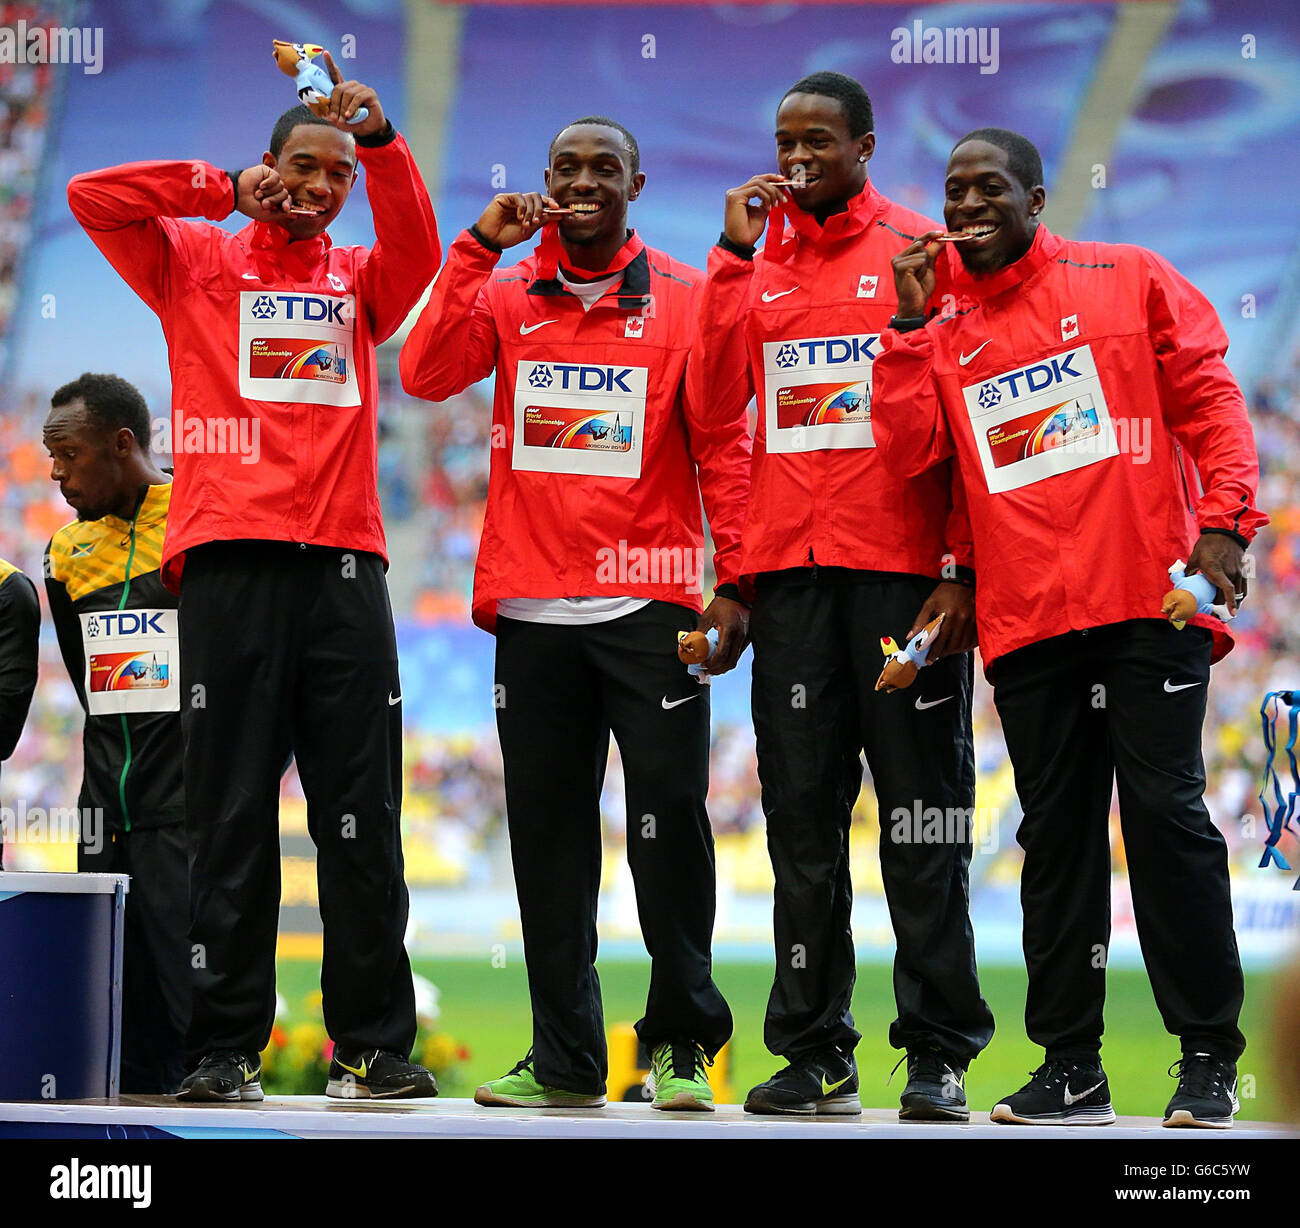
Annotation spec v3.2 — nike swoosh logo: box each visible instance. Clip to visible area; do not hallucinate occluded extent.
[1163,679,1202,693]
[1063,1080,1103,1106]
[519,319,558,335]
[821,1073,851,1096]
[242,273,259,280]
[336,1057,368,1079]
[915,695,953,710]
[388,692,402,706]
[958,339,992,366]
[761,287,798,302]
[661,694,700,710]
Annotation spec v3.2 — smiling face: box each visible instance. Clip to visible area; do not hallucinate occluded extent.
[544,124,643,248]
[774,92,874,219]
[265,124,358,239]
[943,140,1045,273]
[43,401,134,521]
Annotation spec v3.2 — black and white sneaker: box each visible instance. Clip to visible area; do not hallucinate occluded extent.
[176,1050,264,1102]
[326,1049,439,1100]
[990,1057,1116,1125]
[744,1047,862,1116]
[897,1048,970,1122]
[1163,1053,1238,1129]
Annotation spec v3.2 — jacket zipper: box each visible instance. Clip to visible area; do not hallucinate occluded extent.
[116,515,139,832]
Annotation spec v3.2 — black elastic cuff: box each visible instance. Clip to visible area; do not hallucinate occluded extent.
[713,582,750,607]
[1199,527,1250,551]
[944,565,976,587]
[355,119,398,148]
[889,315,927,332]
[717,232,755,261]
[225,168,244,209]
[467,224,503,254]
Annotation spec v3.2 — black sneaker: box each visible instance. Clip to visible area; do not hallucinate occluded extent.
[897,1048,970,1122]
[744,1048,861,1116]
[326,1049,439,1100]
[990,1057,1116,1125]
[1163,1053,1238,1129]
[176,1050,264,1102]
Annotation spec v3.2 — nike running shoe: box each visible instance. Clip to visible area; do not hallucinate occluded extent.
[990,1057,1115,1125]
[897,1048,970,1122]
[744,1048,862,1116]
[176,1050,264,1102]
[1163,1053,1238,1129]
[473,1051,605,1108]
[326,1049,438,1099]
[647,1041,714,1112]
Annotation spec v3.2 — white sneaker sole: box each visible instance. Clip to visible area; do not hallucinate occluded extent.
[990,1101,1116,1125]
[1163,1108,1235,1130]
[473,1085,606,1108]
[651,1091,715,1112]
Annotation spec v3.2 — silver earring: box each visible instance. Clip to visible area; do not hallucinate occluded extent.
[858,156,867,163]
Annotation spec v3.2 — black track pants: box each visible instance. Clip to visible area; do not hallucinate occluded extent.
[494,602,733,1095]
[179,541,415,1063]
[991,619,1245,1060]
[750,567,994,1065]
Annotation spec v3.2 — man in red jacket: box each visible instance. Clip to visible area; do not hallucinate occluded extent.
[68,55,441,1102]
[400,116,750,1111]
[876,128,1264,1129]
[694,71,993,1120]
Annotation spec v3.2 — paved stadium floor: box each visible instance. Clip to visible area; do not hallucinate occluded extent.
[2,1097,1293,1139]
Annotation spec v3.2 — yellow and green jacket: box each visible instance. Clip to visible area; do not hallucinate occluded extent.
[45,483,183,831]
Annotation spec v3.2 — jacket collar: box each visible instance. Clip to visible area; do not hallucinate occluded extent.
[938,222,1064,301]
[764,179,887,263]
[103,481,171,534]
[528,227,649,311]
[241,219,333,280]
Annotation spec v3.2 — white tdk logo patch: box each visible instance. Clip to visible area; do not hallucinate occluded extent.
[963,343,1118,494]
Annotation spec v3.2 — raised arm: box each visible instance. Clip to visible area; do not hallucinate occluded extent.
[67,159,236,312]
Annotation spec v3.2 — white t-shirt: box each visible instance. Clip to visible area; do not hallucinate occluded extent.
[501,265,643,624]
[558,267,623,312]
[496,596,651,625]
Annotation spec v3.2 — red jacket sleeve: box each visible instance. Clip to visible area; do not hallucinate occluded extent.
[686,245,758,591]
[681,280,753,591]
[872,325,956,477]
[67,159,236,314]
[354,132,442,343]
[1143,249,1268,544]
[399,230,500,400]
[691,245,757,432]
[941,461,975,576]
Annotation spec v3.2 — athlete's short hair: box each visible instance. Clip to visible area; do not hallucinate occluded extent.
[953,127,1044,192]
[781,71,874,139]
[549,116,640,174]
[50,372,152,448]
[269,104,341,158]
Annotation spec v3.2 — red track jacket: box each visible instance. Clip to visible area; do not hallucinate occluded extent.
[67,134,440,591]
[693,180,973,582]
[399,227,752,634]
[873,224,1267,670]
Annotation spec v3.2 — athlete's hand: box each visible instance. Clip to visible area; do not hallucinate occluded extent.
[1187,533,1247,617]
[907,581,977,660]
[891,231,945,318]
[696,597,750,675]
[723,174,788,249]
[307,50,386,138]
[235,166,290,218]
[475,192,560,249]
